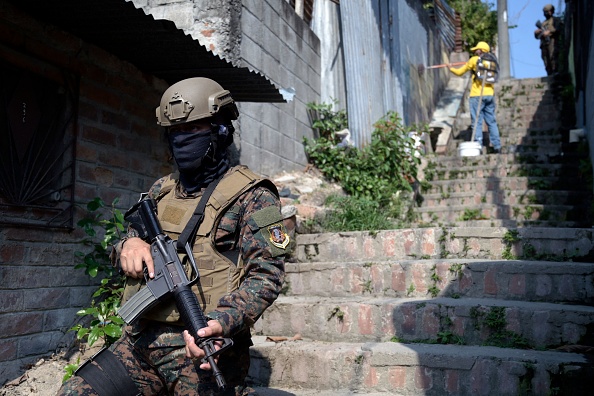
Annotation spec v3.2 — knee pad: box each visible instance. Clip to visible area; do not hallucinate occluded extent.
[75,346,140,396]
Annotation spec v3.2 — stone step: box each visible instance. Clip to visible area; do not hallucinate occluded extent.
[283,260,594,304]
[414,203,588,224]
[497,108,560,125]
[501,143,563,156]
[500,135,562,147]
[247,337,594,395]
[424,163,579,182]
[416,218,584,228]
[497,103,559,115]
[503,119,562,131]
[496,100,559,114]
[256,296,594,348]
[430,152,575,167]
[295,227,594,263]
[503,127,563,138]
[420,189,589,207]
[423,176,590,194]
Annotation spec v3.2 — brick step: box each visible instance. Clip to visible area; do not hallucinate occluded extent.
[504,127,563,137]
[423,177,590,194]
[424,163,580,181]
[415,218,583,228]
[499,136,562,147]
[414,203,588,223]
[295,227,594,263]
[283,260,594,304]
[500,143,563,155]
[256,296,594,348]
[496,100,559,113]
[497,106,560,121]
[430,152,574,167]
[248,337,594,395]
[503,119,562,131]
[498,78,553,92]
[420,189,589,207]
[497,98,558,110]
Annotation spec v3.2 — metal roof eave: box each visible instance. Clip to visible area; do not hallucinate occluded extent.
[7,0,285,103]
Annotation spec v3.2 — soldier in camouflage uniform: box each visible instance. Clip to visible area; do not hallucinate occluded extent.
[58,77,287,395]
[534,4,563,76]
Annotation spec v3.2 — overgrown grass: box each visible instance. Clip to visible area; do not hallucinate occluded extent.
[315,193,415,232]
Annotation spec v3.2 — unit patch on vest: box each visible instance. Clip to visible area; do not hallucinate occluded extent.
[267,223,290,249]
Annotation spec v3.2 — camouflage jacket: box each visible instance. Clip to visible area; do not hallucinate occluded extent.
[120,167,286,338]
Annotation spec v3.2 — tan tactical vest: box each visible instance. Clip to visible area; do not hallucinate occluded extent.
[121,166,278,324]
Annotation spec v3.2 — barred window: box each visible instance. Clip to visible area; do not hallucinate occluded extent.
[0,54,78,229]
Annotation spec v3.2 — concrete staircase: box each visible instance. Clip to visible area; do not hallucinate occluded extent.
[416,77,592,228]
[247,77,594,395]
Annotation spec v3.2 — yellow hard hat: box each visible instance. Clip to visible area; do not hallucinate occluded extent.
[470,41,490,53]
[543,4,554,12]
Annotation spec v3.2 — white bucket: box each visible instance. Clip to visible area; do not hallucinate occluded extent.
[458,141,482,157]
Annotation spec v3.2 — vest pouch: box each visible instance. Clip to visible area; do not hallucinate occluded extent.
[192,243,243,314]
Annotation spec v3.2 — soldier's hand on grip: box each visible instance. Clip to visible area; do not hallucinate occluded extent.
[120,237,155,279]
[183,320,224,370]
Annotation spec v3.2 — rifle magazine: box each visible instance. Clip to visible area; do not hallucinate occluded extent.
[118,286,159,324]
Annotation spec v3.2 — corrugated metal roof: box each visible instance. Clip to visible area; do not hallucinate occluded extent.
[434,0,459,52]
[7,0,285,103]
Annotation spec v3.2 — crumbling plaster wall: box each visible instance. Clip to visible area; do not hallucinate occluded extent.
[132,0,321,176]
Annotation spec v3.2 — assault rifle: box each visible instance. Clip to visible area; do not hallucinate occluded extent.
[118,196,233,390]
[535,20,550,43]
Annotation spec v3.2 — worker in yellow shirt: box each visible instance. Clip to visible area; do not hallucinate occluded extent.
[450,41,501,154]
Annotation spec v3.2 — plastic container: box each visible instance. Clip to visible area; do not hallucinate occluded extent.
[458,141,481,157]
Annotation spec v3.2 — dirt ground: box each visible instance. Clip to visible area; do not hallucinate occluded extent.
[0,168,337,396]
[0,344,97,396]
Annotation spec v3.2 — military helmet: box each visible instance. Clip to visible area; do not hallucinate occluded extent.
[156,77,239,127]
[470,41,490,53]
[543,4,554,12]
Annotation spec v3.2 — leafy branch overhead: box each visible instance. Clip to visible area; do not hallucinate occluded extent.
[447,0,497,52]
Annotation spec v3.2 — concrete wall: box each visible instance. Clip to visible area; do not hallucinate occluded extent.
[132,0,321,176]
[237,1,320,176]
[0,1,171,384]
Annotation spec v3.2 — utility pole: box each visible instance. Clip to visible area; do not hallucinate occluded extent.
[497,0,511,79]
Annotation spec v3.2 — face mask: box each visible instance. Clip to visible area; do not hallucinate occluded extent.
[167,130,212,174]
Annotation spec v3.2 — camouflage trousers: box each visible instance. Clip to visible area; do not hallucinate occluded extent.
[57,321,253,396]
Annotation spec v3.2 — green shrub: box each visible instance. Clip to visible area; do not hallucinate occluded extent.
[306,100,348,141]
[64,197,126,381]
[305,110,425,207]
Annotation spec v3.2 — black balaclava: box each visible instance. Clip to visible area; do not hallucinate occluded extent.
[168,121,233,194]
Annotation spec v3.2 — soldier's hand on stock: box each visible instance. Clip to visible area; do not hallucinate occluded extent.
[119,237,154,279]
[183,320,224,370]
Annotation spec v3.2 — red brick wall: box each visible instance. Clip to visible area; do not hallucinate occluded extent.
[0,2,171,383]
